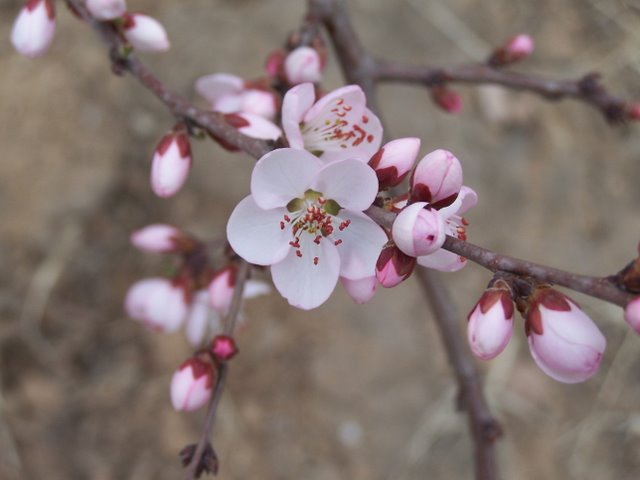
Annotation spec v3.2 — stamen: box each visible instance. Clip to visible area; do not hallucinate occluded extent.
[313,256,319,265]
[296,250,302,258]
[334,239,342,246]
[280,221,285,230]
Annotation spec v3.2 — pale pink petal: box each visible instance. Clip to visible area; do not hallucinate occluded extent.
[244,279,271,299]
[195,73,244,103]
[271,235,340,309]
[226,196,291,265]
[212,93,244,113]
[251,148,322,209]
[130,223,181,253]
[341,276,377,304]
[282,83,316,149]
[411,149,463,205]
[240,89,277,120]
[303,84,365,123]
[170,360,213,411]
[235,112,282,141]
[208,268,235,315]
[285,46,323,84]
[123,13,170,53]
[86,0,126,20]
[334,211,387,280]
[417,249,467,272]
[312,159,379,211]
[11,0,56,59]
[439,186,478,219]
[185,291,221,347]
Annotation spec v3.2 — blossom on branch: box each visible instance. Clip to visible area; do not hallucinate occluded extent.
[86,0,126,21]
[11,0,56,58]
[282,83,382,163]
[125,277,188,332]
[122,12,170,53]
[284,46,324,85]
[467,280,514,360]
[170,356,214,411]
[226,148,387,309]
[150,124,192,198]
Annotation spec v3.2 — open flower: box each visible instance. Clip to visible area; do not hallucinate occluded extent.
[282,83,382,163]
[226,148,387,309]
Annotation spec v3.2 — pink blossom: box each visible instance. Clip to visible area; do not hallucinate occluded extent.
[226,148,387,309]
[341,276,377,304]
[210,335,238,361]
[526,288,606,384]
[392,202,445,257]
[11,0,56,58]
[195,73,278,120]
[125,278,188,332]
[170,357,214,411]
[86,0,126,20]
[284,46,323,85]
[368,138,421,189]
[130,224,181,253]
[122,13,170,53]
[375,244,416,288]
[150,126,192,198]
[282,83,383,163]
[467,281,514,360]
[624,297,640,334]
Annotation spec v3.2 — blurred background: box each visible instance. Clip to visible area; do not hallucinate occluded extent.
[2,0,640,478]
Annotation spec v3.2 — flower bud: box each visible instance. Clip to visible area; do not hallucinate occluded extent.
[410,149,463,207]
[284,46,323,84]
[375,244,416,288]
[368,138,421,189]
[208,267,235,316]
[185,291,221,347]
[130,224,181,253]
[341,276,377,304]
[11,0,56,59]
[265,49,286,78]
[626,103,640,121]
[392,202,445,257]
[624,297,640,334]
[125,278,188,332]
[122,13,170,53]
[151,124,192,198]
[488,34,534,67]
[86,0,126,20]
[525,288,606,383]
[467,281,514,360]
[210,335,238,361]
[430,86,462,114]
[170,357,214,411]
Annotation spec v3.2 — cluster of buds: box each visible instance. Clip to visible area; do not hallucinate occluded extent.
[467,280,607,384]
[10,0,170,59]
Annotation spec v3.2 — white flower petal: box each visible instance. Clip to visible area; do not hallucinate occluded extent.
[417,249,467,272]
[251,148,322,209]
[335,211,387,280]
[271,235,340,309]
[282,83,316,149]
[312,159,379,211]
[226,196,291,265]
[244,279,271,299]
[235,113,282,141]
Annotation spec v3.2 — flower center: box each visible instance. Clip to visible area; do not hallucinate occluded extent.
[300,97,375,155]
[279,189,350,264]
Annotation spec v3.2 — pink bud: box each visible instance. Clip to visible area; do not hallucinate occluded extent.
[11,0,56,58]
[392,202,445,257]
[151,126,192,198]
[375,244,417,288]
[210,335,238,361]
[626,103,640,121]
[341,276,377,304]
[86,0,126,20]
[125,278,188,332]
[467,282,514,360]
[130,224,181,253]
[410,149,463,207]
[430,86,462,114]
[122,13,170,53]
[368,138,421,189]
[265,49,286,77]
[208,267,235,316]
[170,357,214,411]
[489,34,534,66]
[284,46,323,84]
[526,288,606,384]
[624,297,640,334]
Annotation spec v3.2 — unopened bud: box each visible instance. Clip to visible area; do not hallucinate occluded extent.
[151,124,192,198]
[467,280,514,360]
[624,297,640,334]
[210,335,238,361]
[130,224,182,253]
[488,34,534,67]
[626,103,640,121]
[208,267,236,316]
[86,0,126,20]
[125,277,188,332]
[392,203,445,257]
[265,49,286,78]
[11,0,56,58]
[368,138,421,189]
[525,287,606,383]
[170,357,214,411]
[122,13,170,53]
[430,86,462,114]
[284,46,323,85]
[375,244,417,288]
[410,149,463,207]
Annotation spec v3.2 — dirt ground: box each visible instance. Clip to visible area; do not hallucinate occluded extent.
[2,0,640,479]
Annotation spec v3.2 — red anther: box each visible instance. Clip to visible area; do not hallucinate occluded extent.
[334,239,343,246]
[343,105,352,111]
[289,240,300,248]
[296,250,303,257]
[283,215,291,222]
[367,135,374,143]
[362,115,369,123]
[313,256,319,265]
[280,221,285,230]
[462,218,470,226]
[336,98,344,105]
[314,235,322,244]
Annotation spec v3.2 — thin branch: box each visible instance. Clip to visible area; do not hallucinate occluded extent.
[374,61,631,122]
[416,268,501,480]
